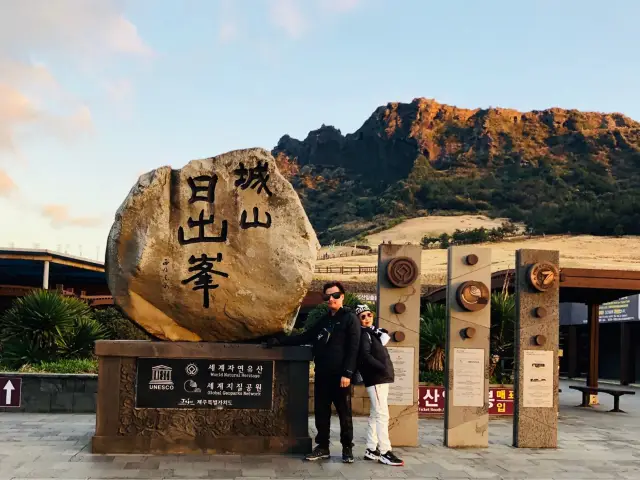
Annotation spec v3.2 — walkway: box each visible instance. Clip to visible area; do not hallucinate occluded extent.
[1,381,639,479]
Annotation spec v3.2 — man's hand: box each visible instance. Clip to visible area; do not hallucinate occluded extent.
[340,376,351,388]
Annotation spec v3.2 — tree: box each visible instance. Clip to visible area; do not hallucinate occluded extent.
[419,303,446,372]
[490,290,516,383]
[93,307,152,340]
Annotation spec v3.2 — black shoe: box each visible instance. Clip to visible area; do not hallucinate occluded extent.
[379,450,404,466]
[342,446,354,463]
[364,448,380,461]
[305,446,330,461]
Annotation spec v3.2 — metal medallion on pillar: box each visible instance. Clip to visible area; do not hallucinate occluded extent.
[513,249,560,448]
[376,243,421,447]
[444,247,491,448]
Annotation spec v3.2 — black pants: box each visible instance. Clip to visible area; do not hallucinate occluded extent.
[314,374,353,449]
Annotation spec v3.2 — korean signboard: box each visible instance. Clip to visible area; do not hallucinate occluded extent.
[418,385,514,415]
[135,358,273,409]
[560,295,639,325]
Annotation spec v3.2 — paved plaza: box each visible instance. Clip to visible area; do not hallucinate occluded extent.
[1,380,640,480]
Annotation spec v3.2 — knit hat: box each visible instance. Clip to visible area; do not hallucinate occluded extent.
[355,304,371,316]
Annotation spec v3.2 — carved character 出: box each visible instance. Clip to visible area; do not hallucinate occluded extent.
[178,210,228,245]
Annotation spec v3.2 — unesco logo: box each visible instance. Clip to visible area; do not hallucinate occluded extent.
[149,365,174,390]
[185,363,198,376]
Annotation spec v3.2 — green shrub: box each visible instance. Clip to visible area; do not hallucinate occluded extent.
[93,307,152,340]
[6,358,99,374]
[0,291,107,369]
[419,369,444,385]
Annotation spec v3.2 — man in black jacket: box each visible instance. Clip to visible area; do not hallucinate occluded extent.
[268,281,360,463]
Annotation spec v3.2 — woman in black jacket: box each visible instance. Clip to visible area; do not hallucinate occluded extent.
[355,304,404,467]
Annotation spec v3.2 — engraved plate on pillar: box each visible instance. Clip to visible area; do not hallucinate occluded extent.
[387,347,414,406]
[452,348,485,407]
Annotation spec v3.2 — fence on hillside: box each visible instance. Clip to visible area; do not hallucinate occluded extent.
[317,249,377,260]
[314,266,378,275]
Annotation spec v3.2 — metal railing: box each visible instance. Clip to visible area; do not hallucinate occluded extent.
[314,266,378,275]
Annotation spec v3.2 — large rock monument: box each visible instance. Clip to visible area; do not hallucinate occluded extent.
[92,148,319,455]
[106,147,319,342]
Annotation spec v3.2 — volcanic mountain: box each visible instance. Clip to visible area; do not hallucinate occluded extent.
[272,98,640,244]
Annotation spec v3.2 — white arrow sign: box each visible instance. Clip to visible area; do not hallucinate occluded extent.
[3,380,15,405]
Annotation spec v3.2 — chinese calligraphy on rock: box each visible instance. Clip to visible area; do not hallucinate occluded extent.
[176,161,274,308]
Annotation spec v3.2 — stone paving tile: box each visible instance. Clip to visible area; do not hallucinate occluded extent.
[2,381,640,479]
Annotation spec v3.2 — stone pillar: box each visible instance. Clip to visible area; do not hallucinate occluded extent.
[42,260,50,290]
[444,247,491,448]
[376,243,421,447]
[586,303,600,405]
[513,249,560,448]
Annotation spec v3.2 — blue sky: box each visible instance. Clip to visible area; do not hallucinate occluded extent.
[1,0,639,258]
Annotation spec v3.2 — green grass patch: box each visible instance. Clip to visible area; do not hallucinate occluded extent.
[0,358,98,374]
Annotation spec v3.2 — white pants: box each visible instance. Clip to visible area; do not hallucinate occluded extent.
[365,383,391,453]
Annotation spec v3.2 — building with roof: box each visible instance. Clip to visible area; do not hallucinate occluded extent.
[0,248,112,312]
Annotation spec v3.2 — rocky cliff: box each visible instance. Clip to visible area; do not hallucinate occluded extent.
[273,98,640,244]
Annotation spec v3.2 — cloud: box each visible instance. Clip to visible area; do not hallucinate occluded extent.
[0,0,152,159]
[218,22,239,44]
[0,168,17,198]
[0,1,153,59]
[269,0,307,38]
[41,204,104,229]
[105,78,134,103]
[265,0,361,39]
[215,0,362,43]
[0,77,93,155]
[317,0,361,13]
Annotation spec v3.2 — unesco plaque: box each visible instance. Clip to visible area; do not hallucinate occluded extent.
[135,358,274,409]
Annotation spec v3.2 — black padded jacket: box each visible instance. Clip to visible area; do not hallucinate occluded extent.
[357,327,395,387]
[278,307,361,379]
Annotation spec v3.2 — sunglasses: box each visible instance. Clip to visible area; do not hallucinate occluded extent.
[323,292,342,301]
[359,312,373,320]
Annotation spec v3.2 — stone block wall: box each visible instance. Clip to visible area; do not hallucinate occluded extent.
[0,373,98,413]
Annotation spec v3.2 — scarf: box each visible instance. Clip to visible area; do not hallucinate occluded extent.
[365,325,390,346]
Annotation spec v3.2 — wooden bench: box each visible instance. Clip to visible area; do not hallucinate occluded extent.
[569,385,635,413]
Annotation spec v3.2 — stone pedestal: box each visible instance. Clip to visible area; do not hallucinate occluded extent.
[513,249,560,448]
[376,243,421,447]
[444,247,491,448]
[91,340,312,454]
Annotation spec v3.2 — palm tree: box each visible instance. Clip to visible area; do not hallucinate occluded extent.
[490,290,515,382]
[420,303,446,372]
[0,290,107,369]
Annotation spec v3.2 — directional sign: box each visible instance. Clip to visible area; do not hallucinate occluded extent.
[0,377,22,408]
